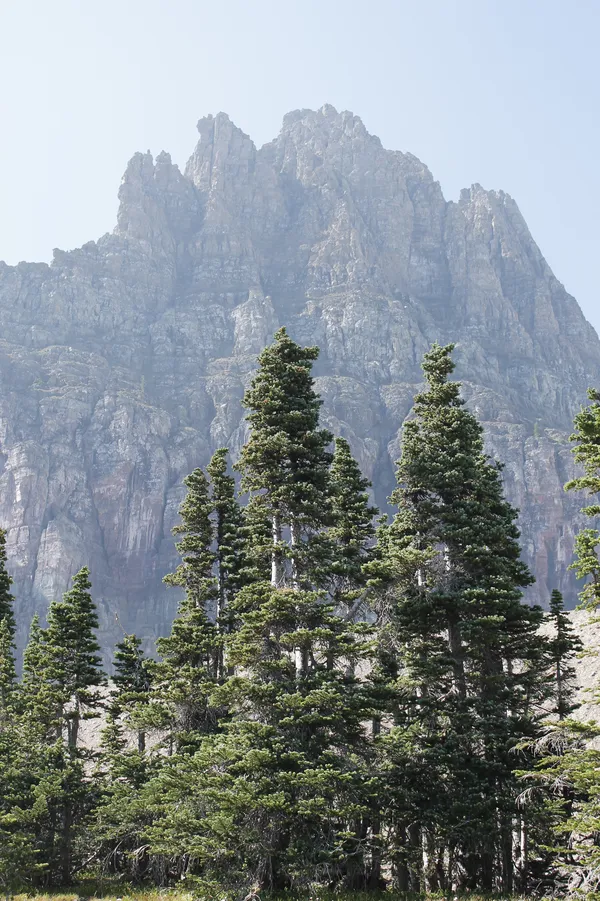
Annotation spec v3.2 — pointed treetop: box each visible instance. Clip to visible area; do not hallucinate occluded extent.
[207,447,237,503]
[421,342,456,384]
[550,588,566,617]
[44,565,104,701]
[22,613,42,677]
[239,328,333,526]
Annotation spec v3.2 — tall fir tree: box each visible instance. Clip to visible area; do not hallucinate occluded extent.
[21,614,45,715]
[238,326,334,591]
[566,388,600,611]
[375,343,548,893]
[92,634,158,884]
[547,589,582,720]
[144,330,380,892]
[521,386,600,898]
[207,447,245,671]
[151,468,222,751]
[41,567,105,750]
[110,633,152,752]
[327,436,378,614]
[30,568,105,884]
[0,623,46,895]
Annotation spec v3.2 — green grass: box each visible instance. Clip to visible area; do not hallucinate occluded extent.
[11,892,532,901]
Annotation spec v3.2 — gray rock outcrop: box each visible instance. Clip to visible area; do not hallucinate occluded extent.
[1,105,598,659]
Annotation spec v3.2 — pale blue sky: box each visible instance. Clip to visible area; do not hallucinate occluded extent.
[1,0,598,332]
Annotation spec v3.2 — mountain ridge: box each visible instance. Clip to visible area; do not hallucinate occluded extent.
[0,104,597,658]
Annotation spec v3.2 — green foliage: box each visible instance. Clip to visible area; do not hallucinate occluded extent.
[40,567,105,749]
[238,326,334,588]
[0,529,16,642]
[0,619,16,717]
[0,813,44,898]
[142,330,381,893]
[327,437,378,613]
[108,632,152,753]
[566,387,600,611]
[145,581,377,892]
[547,589,582,719]
[207,447,245,668]
[239,326,333,528]
[150,468,222,751]
[0,331,588,897]
[375,343,548,893]
[207,447,245,602]
[519,385,600,897]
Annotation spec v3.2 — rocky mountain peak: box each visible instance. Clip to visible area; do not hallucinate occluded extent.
[0,108,598,660]
[185,112,257,193]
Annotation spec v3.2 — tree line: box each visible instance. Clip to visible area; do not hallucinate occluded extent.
[0,328,598,898]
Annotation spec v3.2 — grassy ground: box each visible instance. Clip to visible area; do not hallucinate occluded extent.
[10,892,527,901]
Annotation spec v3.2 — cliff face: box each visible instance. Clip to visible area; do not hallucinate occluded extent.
[1,105,598,656]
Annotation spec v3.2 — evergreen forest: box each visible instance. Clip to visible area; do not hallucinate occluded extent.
[2,328,600,900]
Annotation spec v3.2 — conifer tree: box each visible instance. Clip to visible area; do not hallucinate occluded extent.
[207,447,245,671]
[110,633,152,752]
[92,635,157,883]
[41,567,105,749]
[0,815,44,898]
[145,582,378,892]
[517,592,584,893]
[566,388,600,611]
[521,387,600,896]
[152,468,221,750]
[145,331,380,892]
[547,589,582,720]
[21,614,45,715]
[238,326,334,591]
[25,568,105,884]
[0,656,46,896]
[377,343,548,893]
[327,436,378,614]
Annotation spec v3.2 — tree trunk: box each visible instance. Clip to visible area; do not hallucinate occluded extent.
[68,706,80,751]
[393,826,410,892]
[448,617,467,701]
[519,816,528,894]
[480,846,494,893]
[271,513,283,587]
[408,822,422,892]
[368,718,383,889]
[290,520,307,677]
[422,828,439,892]
[60,797,73,886]
[290,520,300,589]
[443,544,467,701]
[368,817,382,889]
[501,819,514,894]
[557,658,564,718]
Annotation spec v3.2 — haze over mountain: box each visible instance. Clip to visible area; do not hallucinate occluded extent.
[0,105,598,655]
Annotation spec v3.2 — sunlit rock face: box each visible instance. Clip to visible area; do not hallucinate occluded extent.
[1,106,598,659]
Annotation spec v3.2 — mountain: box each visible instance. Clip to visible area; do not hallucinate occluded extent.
[0,104,598,656]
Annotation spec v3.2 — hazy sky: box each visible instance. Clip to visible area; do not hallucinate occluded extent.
[1,0,598,333]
